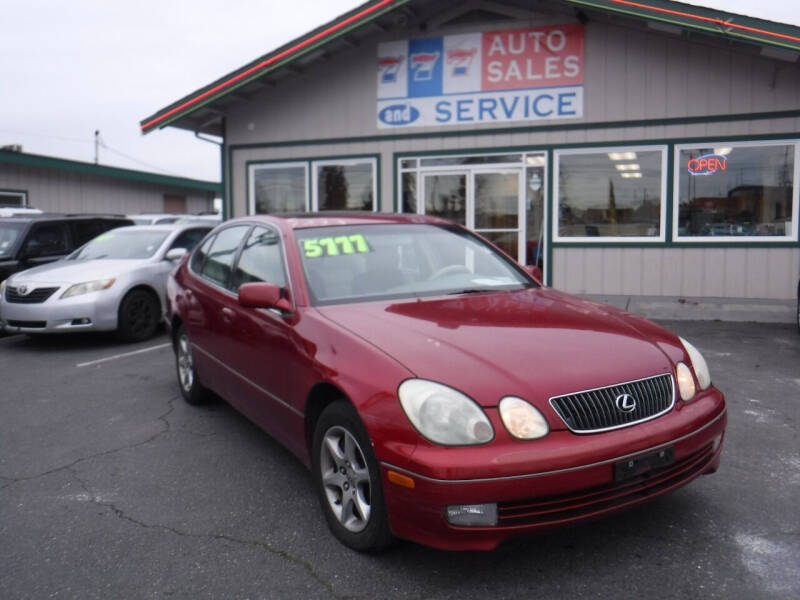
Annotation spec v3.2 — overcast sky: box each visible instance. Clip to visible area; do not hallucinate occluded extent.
[1,1,796,184]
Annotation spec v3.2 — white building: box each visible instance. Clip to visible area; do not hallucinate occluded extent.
[141,0,800,320]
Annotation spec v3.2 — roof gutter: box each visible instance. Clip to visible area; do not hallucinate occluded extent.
[140,0,409,134]
[566,0,800,51]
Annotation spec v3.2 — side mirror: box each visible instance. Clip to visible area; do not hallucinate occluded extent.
[238,282,293,312]
[524,265,543,283]
[165,247,187,262]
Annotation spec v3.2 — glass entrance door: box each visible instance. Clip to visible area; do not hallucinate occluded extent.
[423,172,467,226]
[473,170,522,260]
[408,152,547,275]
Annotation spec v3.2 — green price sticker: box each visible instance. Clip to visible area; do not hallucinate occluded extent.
[302,234,370,258]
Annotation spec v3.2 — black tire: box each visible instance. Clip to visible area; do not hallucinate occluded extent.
[175,325,208,405]
[117,289,160,342]
[312,401,393,552]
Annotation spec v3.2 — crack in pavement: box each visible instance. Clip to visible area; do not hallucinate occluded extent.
[66,467,350,600]
[0,395,179,488]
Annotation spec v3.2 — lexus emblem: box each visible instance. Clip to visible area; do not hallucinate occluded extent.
[615,393,636,413]
[17,284,29,296]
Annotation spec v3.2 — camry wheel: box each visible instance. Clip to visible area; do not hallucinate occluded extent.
[312,401,392,552]
[117,290,159,342]
[175,325,207,405]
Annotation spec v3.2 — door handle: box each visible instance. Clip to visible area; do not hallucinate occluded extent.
[221,307,235,324]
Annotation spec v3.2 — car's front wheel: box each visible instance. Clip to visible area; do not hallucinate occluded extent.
[117,289,160,342]
[312,401,393,552]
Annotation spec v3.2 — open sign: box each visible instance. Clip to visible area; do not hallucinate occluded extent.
[687,154,727,176]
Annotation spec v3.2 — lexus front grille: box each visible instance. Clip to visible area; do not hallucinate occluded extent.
[550,374,675,433]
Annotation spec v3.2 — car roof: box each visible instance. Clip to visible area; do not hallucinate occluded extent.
[0,213,131,224]
[116,223,214,233]
[235,212,454,230]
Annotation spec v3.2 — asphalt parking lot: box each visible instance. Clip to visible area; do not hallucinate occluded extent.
[1,321,798,599]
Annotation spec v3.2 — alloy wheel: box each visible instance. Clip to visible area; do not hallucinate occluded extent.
[319,425,372,533]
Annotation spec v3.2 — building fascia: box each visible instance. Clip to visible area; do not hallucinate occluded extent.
[0,150,222,194]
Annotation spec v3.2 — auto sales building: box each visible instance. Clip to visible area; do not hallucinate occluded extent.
[141,0,800,319]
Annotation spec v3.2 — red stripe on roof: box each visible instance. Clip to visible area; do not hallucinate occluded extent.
[141,0,402,131]
[605,0,800,44]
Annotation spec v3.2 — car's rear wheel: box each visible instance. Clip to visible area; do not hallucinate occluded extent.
[175,325,208,405]
[312,401,393,552]
[117,289,159,342]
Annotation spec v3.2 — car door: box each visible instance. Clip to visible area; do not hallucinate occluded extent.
[224,225,308,455]
[182,224,251,403]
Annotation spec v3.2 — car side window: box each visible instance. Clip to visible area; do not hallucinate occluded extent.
[190,234,215,273]
[199,225,250,288]
[170,228,210,253]
[23,223,69,258]
[231,227,287,292]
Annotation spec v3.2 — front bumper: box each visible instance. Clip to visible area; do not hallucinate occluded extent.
[0,287,119,334]
[380,387,726,550]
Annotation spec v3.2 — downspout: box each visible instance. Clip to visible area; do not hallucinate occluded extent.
[194,120,226,220]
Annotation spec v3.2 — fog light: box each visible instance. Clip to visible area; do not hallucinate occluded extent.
[712,435,722,453]
[445,503,498,527]
[71,318,91,326]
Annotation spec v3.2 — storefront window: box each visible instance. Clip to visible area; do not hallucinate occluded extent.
[555,148,665,241]
[675,143,796,239]
[315,160,376,211]
[250,163,307,213]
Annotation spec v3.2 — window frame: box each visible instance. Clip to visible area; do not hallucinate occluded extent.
[552,145,668,244]
[0,189,27,207]
[311,157,378,212]
[230,225,290,293]
[672,139,800,243]
[196,224,253,292]
[248,161,310,215]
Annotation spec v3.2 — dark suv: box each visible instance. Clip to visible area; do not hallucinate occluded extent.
[0,214,133,282]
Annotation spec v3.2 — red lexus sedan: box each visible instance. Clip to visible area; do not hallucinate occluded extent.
[166,213,726,552]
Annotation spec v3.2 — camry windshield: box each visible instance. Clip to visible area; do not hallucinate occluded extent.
[0,222,24,257]
[71,229,169,260]
[296,224,534,305]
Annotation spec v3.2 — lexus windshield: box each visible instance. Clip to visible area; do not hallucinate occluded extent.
[71,229,169,260]
[296,224,534,305]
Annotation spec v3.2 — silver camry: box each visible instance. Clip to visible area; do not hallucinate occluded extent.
[0,224,211,341]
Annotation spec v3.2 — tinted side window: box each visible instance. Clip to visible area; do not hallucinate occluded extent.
[23,223,69,257]
[231,227,287,292]
[190,234,215,273]
[170,228,210,253]
[199,226,250,288]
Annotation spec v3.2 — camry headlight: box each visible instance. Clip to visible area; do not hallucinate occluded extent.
[398,379,493,446]
[679,336,711,391]
[499,396,549,440]
[60,278,115,299]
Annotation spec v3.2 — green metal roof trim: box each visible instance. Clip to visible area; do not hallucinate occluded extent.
[140,0,410,134]
[564,0,800,52]
[0,150,222,193]
[141,0,800,135]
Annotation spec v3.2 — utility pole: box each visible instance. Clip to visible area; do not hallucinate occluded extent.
[94,130,100,164]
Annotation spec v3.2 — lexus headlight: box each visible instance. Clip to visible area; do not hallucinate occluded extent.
[499,396,549,440]
[398,379,493,446]
[61,278,115,299]
[679,336,711,390]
